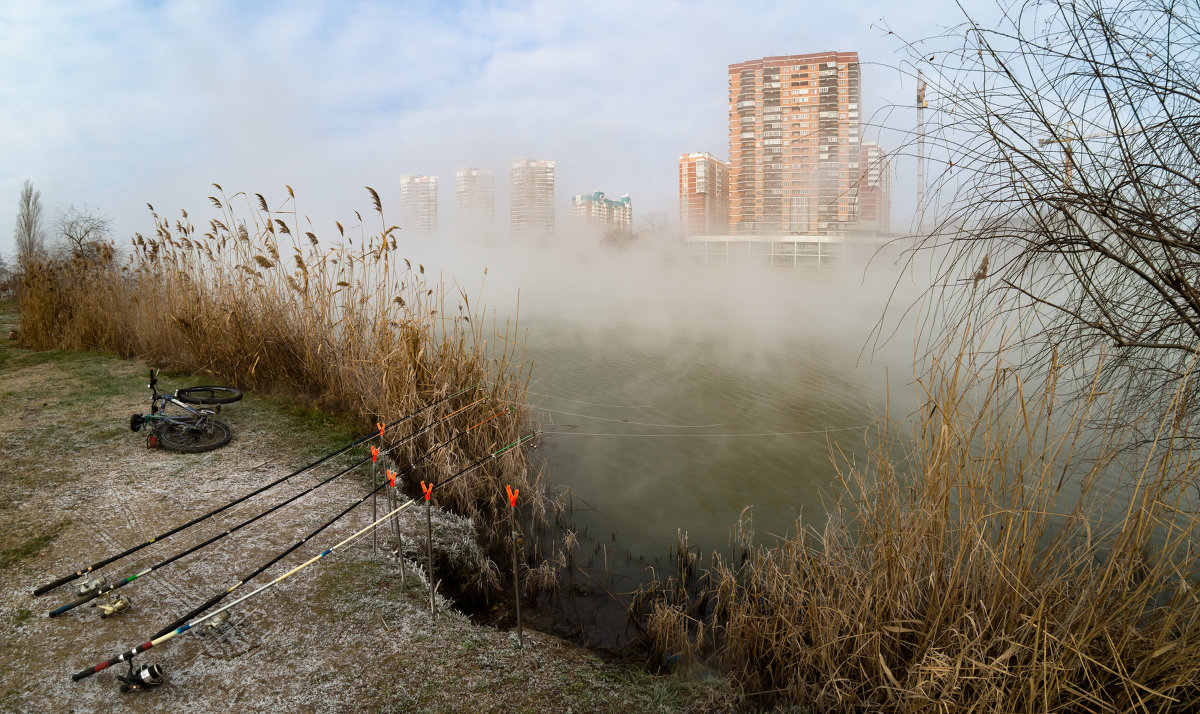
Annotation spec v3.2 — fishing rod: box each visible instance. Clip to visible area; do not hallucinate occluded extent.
[147,408,512,640]
[32,384,478,597]
[46,397,491,618]
[72,431,537,683]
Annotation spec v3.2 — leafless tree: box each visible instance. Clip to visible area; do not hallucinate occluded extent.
[14,180,46,270]
[55,204,112,257]
[885,0,1200,440]
[0,253,12,299]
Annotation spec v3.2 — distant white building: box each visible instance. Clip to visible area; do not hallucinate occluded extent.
[510,159,555,240]
[454,168,495,244]
[571,190,632,239]
[399,175,438,235]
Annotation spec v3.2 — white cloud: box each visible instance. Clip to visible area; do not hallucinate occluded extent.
[0,0,991,258]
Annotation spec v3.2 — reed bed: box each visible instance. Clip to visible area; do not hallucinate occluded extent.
[17,185,543,551]
[636,327,1200,712]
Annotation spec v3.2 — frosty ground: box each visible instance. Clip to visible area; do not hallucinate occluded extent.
[0,301,733,713]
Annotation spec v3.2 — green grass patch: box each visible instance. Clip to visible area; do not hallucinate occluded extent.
[0,519,71,569]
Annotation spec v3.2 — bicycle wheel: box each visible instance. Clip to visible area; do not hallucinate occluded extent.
[155,418,232,453]
[175,386,243,405]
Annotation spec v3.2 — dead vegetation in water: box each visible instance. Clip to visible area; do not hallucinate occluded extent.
[16,185,548,552]
[635,327,1200,712]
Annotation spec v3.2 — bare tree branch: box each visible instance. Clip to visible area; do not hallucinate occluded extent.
[888,0,1200,441]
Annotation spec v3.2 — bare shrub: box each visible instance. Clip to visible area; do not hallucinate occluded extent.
[889,0,1200,442]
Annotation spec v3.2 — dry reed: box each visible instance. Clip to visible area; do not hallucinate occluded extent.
[637,325,1200,712]
[18,185,543,552]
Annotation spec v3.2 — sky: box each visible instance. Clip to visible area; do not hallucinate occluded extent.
[0,0,998,259]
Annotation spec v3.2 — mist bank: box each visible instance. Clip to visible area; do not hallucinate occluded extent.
[392,232,924,361]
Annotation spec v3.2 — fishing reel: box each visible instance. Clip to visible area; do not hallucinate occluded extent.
[77,574,109,598]
[91,593,131,619]
[117,660,164,692]
[198,610,230,637]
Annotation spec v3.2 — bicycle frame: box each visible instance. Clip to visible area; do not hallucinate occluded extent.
[139,371,219,434]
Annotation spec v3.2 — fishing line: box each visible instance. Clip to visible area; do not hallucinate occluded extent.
[525,390,651,409]
[72,432,536,683]
[32,383,479,597]
[519,404,725,428]
[539,425,873,438]
[46,398,490,618]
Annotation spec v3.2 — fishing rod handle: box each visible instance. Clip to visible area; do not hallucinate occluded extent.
[33,571,88,597]
[48,590,100,618]
[72,641,154,682]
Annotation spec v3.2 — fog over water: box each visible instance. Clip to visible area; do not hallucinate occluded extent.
[402,234,925,561]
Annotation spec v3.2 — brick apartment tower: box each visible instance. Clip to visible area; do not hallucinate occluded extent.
[399,175,439,235]
[728,51,861,235]
[857,142,891,232]
[454,167,495,243]
[510,159,556,240]
[678,152,729,236]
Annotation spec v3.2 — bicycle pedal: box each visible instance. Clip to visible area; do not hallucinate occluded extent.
[147,434,158,449]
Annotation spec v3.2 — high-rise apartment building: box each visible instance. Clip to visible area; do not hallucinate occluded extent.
[856,142,891,232]
[678,152,729,236]
[399,175,438,235]
[571,191,632,238]
[728,51,861,235]
[454,168,495,243]
[510,159,555,240]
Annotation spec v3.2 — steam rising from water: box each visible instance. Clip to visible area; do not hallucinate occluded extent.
[395,232,924,558]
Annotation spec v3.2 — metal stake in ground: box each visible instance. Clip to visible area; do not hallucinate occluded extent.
[387,469,406,585]
[373,422,385,554]
[421,480,435,618]
[507,485,523,647]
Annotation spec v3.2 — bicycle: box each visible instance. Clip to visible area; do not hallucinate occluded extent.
[129,369,243,453]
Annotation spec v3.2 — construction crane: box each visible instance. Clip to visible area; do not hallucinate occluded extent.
[1038,123,1129,187]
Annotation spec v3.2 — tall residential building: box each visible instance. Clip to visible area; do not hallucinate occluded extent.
[510,159,555,239]
[399,175,438,235]
[728,51,861,236]
[856,142,891,232]
[454,167,495,243]
[571,191,632,238]
[678,152,729,236]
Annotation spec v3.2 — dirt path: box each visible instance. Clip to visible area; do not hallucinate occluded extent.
[0,304,733,713]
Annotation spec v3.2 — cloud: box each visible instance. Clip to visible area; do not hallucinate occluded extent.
[0,0,981,258]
